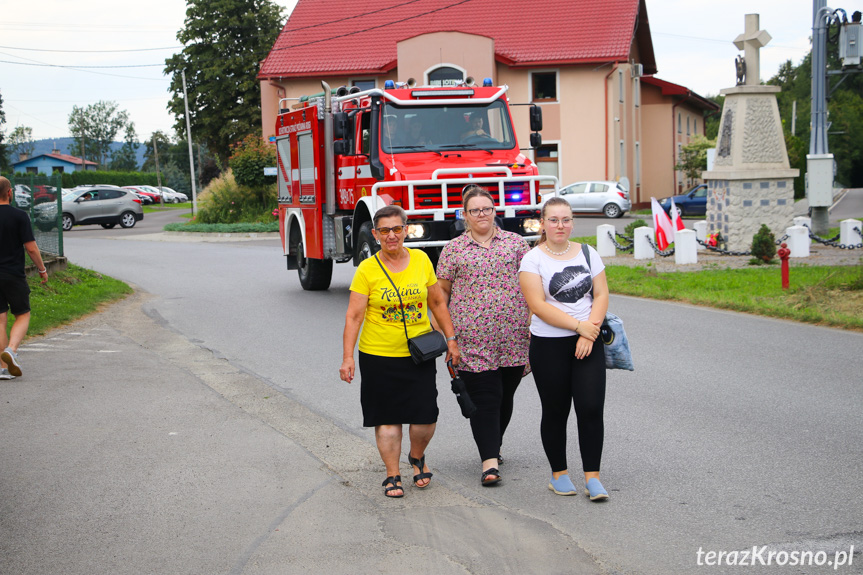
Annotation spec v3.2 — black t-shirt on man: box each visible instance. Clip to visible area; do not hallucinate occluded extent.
[0,205,36,278]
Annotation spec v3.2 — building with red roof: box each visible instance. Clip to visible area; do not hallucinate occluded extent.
[259,0,715,205]
[12,151,98,176]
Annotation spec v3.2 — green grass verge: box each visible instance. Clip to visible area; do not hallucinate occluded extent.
[143,202,191,213]
[163,221,279,233]
[605,264,863,330]
[9,264,133,337]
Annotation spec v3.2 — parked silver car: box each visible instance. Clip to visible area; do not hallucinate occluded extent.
[41,187,144,231]
[556,180,632,218]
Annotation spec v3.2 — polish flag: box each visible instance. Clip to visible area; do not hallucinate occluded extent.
[670,198,686,231]
[651,197,675,251]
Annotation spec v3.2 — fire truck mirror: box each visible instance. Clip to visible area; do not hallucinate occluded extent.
[530,132,542,149]
[333,140,351,156]
[530,106,543,132]
[334,112,350,139]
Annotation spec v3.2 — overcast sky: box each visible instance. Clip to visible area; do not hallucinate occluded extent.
[1,0,820,144]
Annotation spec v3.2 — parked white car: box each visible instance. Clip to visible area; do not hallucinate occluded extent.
[555,180,632,218]
[139,185,188,203]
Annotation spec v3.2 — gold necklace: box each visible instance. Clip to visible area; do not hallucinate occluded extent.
[471,231,494,245]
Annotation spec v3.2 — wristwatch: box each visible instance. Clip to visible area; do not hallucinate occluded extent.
[446,335,457,342]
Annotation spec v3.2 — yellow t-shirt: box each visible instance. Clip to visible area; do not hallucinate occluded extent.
[350,249,438,357]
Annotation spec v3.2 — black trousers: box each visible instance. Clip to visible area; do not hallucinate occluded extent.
[459,366,523,462]
[529,334,606,474]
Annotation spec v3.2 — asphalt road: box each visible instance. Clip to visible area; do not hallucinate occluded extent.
[62,229,863,574]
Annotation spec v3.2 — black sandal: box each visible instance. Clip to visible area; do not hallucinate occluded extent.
[481,468,501,486]
[408,454,433,488]
[382,475,404,498]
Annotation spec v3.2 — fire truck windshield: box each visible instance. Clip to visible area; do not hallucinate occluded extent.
[381,100,516,154]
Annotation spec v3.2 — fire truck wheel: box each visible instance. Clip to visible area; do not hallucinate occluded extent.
[356,222,380,264]
[295,236,333,291]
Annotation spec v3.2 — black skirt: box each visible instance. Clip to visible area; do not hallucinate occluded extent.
[358,352,439,427]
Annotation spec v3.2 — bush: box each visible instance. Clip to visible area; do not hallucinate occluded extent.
[229,133,276,188]
[750,224,777,263]
[624,219,647,238]
[194,169,277,224]
[55,170,162,188]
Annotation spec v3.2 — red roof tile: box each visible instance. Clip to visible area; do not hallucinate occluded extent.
[46,153,98,166]
[641,76,720,111]
[260,0,654,78]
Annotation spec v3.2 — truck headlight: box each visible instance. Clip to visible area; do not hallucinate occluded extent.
[406,224,427,239]
[522,219,541,234]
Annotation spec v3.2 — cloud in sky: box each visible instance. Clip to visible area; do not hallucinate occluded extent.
[1,0,815,143]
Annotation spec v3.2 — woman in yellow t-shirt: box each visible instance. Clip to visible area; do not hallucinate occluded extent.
[340,205,460,498]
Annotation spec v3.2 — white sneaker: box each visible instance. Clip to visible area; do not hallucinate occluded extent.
[0,368,14,380]
[1,348,21,377]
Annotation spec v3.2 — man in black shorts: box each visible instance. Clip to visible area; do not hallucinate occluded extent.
[0,176,48,380]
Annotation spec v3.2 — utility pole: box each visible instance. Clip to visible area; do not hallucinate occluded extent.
[808,0,834,235]
[152,135,164,207]
[181,69,198,216]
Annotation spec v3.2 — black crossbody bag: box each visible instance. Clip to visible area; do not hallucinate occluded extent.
[581,244,634,371]
[374,255,448,365]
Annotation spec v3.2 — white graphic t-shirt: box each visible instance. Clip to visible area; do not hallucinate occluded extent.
[518,244,605,337]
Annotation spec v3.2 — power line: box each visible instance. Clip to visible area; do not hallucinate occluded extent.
[0,44,181,53]
[0,59,163,69]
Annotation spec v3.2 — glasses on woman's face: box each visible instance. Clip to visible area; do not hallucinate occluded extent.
[545,217,573,226]
[376,225,404,235]
[467,206,495,217]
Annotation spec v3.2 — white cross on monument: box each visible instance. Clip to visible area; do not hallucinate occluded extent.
[734,14,772,86]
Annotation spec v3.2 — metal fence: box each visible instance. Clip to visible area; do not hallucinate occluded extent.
[8,174,64,258]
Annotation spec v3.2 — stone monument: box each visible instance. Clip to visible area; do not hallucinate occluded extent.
[702,14,799,252]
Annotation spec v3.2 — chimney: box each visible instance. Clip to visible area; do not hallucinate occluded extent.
[52,141,60,154]
[18,153,29,162]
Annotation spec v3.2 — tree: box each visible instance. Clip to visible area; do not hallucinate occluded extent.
[142,131,173,173]
[0,90,8,173]
[9,126,37,160]
[675,135,716,187]
[68,101,133,168]
[164,0,284,163]
[109,123,141,171]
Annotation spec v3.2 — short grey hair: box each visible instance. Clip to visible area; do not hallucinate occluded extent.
[373,204,407,226]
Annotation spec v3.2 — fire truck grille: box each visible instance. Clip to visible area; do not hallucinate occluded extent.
[409,182,532,216]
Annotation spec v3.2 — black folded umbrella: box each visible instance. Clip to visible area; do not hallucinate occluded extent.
[447,360,477,418]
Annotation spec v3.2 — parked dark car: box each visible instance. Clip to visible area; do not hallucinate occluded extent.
[660,184,707,216]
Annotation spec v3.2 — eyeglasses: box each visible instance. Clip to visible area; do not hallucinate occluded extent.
[376,225,404,235]
[545,217,573,226]
[467,207,495,217]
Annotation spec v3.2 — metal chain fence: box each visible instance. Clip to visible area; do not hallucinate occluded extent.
[803,224,863,250]
[607,230,634,252]
[9,174,64,258]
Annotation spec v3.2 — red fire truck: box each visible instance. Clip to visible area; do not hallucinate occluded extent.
[274,78,557,290]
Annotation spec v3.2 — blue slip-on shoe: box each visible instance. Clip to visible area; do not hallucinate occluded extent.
[584,477,609,501]
[548,474,578,496]
[1,348,21,378]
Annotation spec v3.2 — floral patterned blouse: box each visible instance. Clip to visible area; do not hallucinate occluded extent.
[437,227,531,373]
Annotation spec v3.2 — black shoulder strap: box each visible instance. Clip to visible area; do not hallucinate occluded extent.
[581,243,594,298]
[374,255,410,343]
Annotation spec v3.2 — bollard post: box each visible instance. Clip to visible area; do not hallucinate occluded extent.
[596,224,616,258]
[674,229,698,264]
[839,219,863,247]
[634,227,655,260]
[786,225,810,258]
[693,221,707,251]
[777,242,791,289]
[793,216,812,230]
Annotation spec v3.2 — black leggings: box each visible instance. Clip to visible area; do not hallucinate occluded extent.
[529,335,606,474]
[459,366,523,462]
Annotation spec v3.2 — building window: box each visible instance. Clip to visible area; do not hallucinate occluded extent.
[634,78,640,107]
[26,167,38,174]
[687,116,691,136]
[351,79,375,91]
[531,72,557,101]
[52,166,65,173]
[428,66,464,86]
[534,143,559,181]
[619,140,625,176]
[694,118,698,134]
[635,141,641,186]
[678,112,682,133]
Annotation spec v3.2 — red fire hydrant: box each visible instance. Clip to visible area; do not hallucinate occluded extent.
[777,242,791,289]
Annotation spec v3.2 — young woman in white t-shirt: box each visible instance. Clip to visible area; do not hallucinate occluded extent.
[518,197,611,500]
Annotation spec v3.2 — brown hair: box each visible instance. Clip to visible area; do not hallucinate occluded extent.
[0,176,11,197]
[461,185,495,231]
[373,204,407,227]
[537,196,573,245]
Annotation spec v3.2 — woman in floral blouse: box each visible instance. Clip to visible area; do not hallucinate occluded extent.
[436,185,531,486]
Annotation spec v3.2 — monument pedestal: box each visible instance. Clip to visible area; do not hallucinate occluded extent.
[702,85,798,252]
